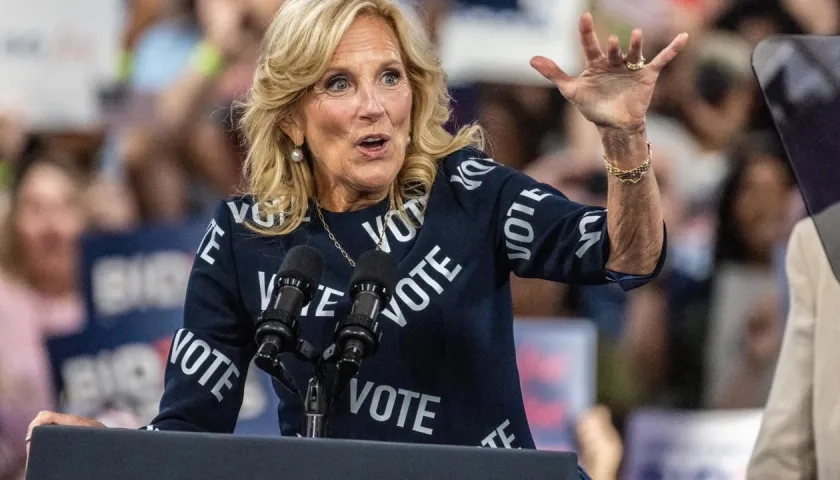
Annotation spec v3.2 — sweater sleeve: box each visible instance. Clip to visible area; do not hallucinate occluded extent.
[146,200,257,432]
[444,150,665,291]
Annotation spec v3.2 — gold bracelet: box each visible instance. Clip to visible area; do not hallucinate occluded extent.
[603,142,652,184]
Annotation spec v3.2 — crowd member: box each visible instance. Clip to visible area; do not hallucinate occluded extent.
[0,142,87,479]
[668,131,796,409]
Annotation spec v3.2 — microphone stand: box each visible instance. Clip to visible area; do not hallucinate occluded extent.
[256,247,392,439]
[300,339,371,438]
[302,341,359,438]
[302,362,329,438]
[259,287,388,437]
[260,337,333,438]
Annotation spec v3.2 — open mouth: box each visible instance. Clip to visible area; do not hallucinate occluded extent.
[356,135,390,158]
[359,138,385,148]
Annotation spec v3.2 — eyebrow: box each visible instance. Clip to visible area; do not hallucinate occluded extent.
[324,59,405,76]
[379,59,404,70]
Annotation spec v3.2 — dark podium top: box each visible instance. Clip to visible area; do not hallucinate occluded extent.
[26,426,580,480]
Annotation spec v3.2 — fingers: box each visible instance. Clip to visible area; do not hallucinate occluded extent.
[28,411,52,440]
[579,12,604,63]
[27,411,63,444]
[26,411,103,443]
[648,32,689,72]
[530,56,573,88]
[624,28,644,64]
[25,411,57,467]
[26,411,104,465]
[606,35,623,67]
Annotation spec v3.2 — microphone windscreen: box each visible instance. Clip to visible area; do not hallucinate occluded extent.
[278,245,325,299]
[350,250,398,300]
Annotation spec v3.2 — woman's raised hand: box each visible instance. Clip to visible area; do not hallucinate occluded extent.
[530,12,688,134]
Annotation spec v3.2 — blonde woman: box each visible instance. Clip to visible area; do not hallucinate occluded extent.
[29,0,686,476]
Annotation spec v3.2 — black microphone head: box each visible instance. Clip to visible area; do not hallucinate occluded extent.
[350,250,398,302]
[278,245,324,301]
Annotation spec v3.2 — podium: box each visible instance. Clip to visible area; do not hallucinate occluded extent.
[26,426,581,480]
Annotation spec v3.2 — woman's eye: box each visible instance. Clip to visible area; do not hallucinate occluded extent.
[326,77,350,91]
[382,70,401,86]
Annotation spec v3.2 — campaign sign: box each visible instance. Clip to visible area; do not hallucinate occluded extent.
[0,0,122,129]
[623,408,764,480]
[46,221,281,435]
[513,318,597,451]
[436,0,587,86]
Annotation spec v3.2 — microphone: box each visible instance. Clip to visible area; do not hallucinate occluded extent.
[330,250,397,400]
[254,245,324,390]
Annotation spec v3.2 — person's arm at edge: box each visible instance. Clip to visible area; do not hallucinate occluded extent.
[746,218,817,479]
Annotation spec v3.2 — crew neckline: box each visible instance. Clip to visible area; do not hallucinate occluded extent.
[309,197,391,224]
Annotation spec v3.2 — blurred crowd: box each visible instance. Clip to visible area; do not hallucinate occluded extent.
[2,0,839,478]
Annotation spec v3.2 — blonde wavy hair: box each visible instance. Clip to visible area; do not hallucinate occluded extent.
[239,0,485,235]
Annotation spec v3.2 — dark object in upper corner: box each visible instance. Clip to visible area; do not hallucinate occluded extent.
[714,0,806,35]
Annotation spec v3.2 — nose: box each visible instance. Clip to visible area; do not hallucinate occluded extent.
[358,83,385,122]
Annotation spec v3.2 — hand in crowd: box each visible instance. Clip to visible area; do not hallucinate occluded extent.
[0,112,27,161]
[417,0,451,45]
[782,0,840,34]
[576,405,623,480]
[84,175,140,232]
[197,0,249,61]
[245,0,288,30]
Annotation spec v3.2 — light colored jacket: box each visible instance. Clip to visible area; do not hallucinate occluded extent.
[747,203,840,480]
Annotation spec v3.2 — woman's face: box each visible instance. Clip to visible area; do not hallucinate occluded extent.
[291,14,413,198]
[13,162,85,294]
[733,156,791,262]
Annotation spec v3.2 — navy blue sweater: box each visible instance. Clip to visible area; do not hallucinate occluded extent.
[148,148,664,476]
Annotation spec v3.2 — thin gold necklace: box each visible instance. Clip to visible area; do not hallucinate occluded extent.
[314,200,392,267]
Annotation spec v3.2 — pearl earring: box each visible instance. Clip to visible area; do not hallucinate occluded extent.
[407,135,411,146]
[291,146,304,163]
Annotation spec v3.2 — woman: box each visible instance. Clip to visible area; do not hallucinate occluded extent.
[703,132,796,409]
[0,142,87,480]
[665,131,795,409]
[28,0,686,474]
